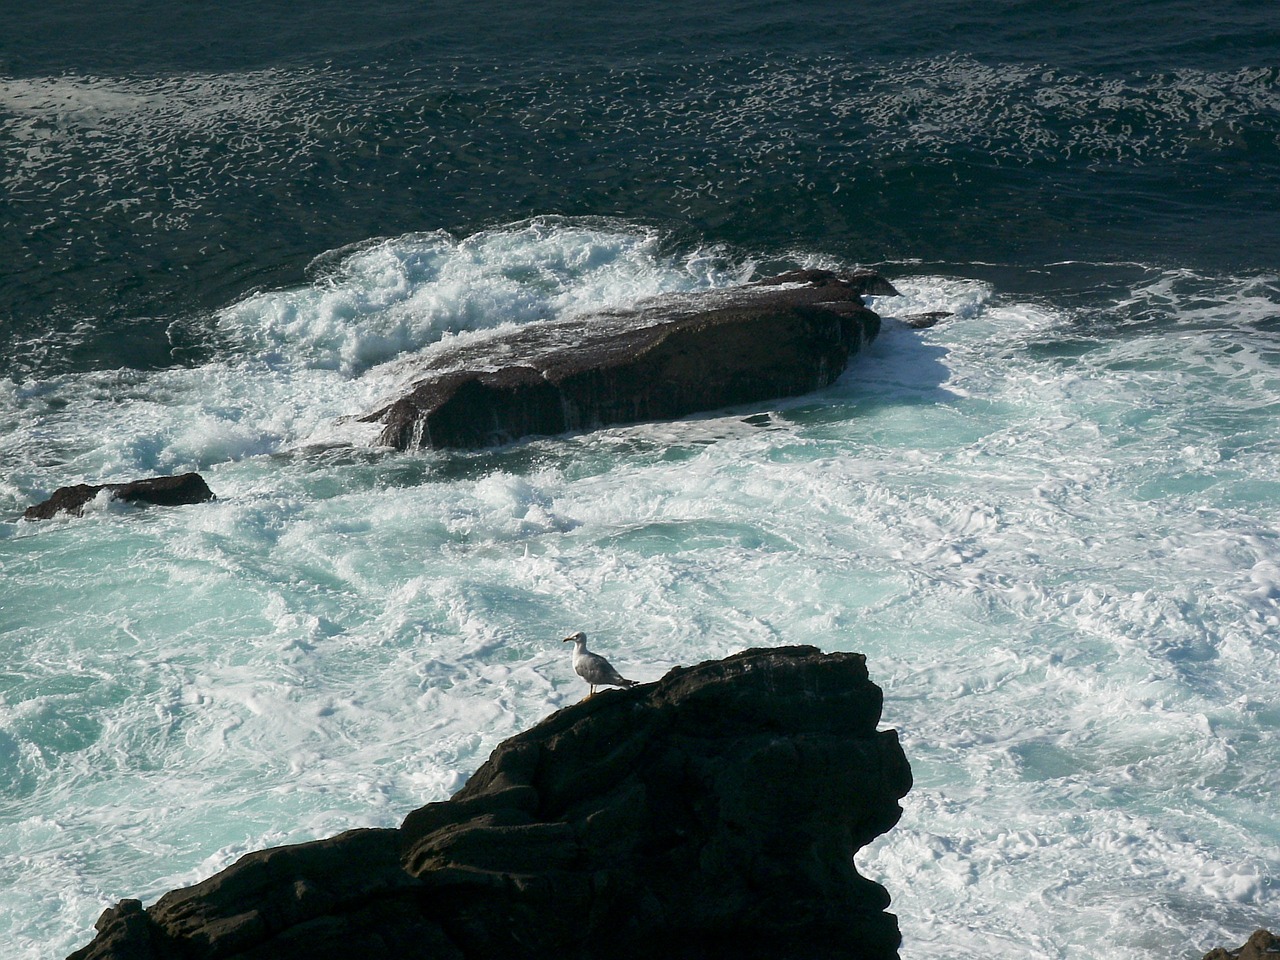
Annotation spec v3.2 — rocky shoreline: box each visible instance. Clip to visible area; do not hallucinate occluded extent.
[69,646,911,960]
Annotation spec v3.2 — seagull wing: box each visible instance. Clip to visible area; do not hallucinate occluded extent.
[577,651,636,687]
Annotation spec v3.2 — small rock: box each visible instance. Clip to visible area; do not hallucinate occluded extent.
[24,473,215,520]
[900,311,952,329]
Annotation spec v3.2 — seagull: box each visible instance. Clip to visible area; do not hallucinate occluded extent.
[563,632,638,697]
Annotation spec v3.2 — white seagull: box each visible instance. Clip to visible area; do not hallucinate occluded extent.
[563,632,638,697]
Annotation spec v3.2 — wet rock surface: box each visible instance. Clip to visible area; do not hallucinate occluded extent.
[360,269,896,450]
[23,473,215,520]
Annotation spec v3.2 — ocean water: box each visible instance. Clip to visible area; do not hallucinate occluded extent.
[2,2,1278,957]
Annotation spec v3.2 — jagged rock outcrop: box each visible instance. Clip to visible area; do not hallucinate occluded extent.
[360,269,897,450]
[24,473,215,520]
[70,645,912,960]
[1203,929,1280,960]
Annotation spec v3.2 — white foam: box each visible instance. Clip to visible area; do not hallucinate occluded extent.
[0,221,766,513]
[4,257,1280,960]
[216,219,749,376]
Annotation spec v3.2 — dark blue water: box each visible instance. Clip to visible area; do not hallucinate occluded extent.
[3,1,1277,376]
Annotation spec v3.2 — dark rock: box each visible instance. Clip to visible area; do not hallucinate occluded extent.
[81,900,154,960]
[24,473,215,520]
[1203,929,1280,960]
[360,269,897,450]
[900,311,952,329]
[68,646,911,960]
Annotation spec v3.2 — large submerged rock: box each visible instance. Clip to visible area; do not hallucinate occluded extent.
[360,269,897,450]
[24,473,215,520]
[70,646,911,960]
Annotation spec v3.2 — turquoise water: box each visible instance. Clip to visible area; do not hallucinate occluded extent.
[2,3,1279,957]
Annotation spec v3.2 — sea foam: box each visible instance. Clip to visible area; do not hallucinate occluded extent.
[1,226,1278,959]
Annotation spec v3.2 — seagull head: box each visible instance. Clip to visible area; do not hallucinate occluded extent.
[563,632,586,644]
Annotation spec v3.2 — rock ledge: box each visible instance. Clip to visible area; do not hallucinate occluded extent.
[70,645,911,960]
